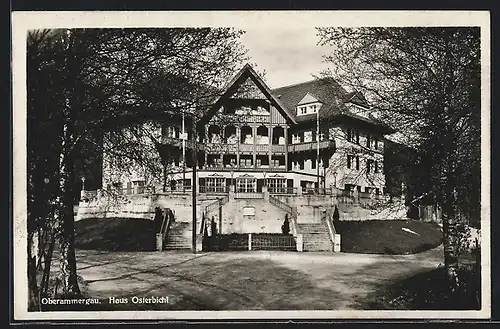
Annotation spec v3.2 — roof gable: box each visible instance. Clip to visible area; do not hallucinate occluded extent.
[297,92,321,106]
[200,64,296,126]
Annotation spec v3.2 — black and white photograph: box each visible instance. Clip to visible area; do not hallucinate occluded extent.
[12,10,490,320]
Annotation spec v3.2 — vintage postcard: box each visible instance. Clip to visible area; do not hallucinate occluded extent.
[11,10,491,321]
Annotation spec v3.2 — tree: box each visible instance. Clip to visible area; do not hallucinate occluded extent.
[27,28,247,309]
[281,214,290,235]
[317,27,481,290]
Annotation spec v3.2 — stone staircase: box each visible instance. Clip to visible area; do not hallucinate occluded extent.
[298,222,333,252]
[163,221,192,250]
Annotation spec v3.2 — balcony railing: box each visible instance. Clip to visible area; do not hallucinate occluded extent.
[205,143,238,153]
[288,140,335,153]
[268,187,297,195]
[202,165,286,172]
[271,144,287,153]
[301,187,334,195]
[199,186,230,194]
[234,192,264,199]
[255,144,269,153]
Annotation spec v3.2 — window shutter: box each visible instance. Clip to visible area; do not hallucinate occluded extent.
[226,178,232,187]
[257,179,264,192]
[347,155,351,169]
[199,178,205,187]
[356,156,360,170]
[287,179,294,188]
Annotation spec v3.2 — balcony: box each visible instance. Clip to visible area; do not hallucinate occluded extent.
[271,144,286,153]
[239,114,270,124]
[239,144,254,154]
[161,136,202,150]
[202,165,286,172]
[287,140,335,153]
[205,143,238,154]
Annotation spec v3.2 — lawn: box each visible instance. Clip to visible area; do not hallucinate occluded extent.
[74,218,157,251]
[355,261,481,310]
[333,219,442,254]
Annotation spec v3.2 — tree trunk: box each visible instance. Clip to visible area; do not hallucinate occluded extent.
[27,231,39,311]
[441,191,460,292]
[56,116,81,297]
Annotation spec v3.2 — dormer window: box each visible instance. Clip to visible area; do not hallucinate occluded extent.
[296,93,322,116]
[296,102,321,116]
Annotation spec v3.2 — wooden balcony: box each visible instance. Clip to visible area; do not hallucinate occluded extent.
[202,165,286,172]
[239,114,270,124]
[161,136,202,150]
[287,140,335,153]
[205,143,238,154]
[271,144,287,153]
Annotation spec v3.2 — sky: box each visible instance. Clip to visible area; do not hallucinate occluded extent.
[240,28,334,89]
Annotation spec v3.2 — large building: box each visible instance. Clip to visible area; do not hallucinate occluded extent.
[86,64,408,251]
[102,64,395,197]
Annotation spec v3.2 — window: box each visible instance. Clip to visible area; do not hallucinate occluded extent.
[311,105,317,113]
[239,155,253,168]
[256,155,269,168]
[299,106,307,115]
[243,206,256,220]
[366,159,374,173]
[374,161,379,173]
[374,138,379,150]
[366,134,371,148]
[206,177,225,192]
[271,155,285,168]
[237,177,257,193]
[304,131,313,143]
[347,155,360,170]
[267,178,286,193]
[347,128,359,144]
[166,126,176,138]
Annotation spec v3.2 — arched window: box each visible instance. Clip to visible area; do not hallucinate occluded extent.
[256,125,269,145]
[272,126,285,145]
[240,125,253,144]
[224,125,237,144]
[208,125,221,143]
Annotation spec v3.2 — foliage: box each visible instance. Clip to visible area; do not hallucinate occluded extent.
[27,27,247,308]
[317,27,481,288]
[281,214,290,235]
[357,263,480,310]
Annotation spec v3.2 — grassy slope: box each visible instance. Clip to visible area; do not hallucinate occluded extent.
[355,261,481,310]
[334,219,443,254]
[74,218,157,251]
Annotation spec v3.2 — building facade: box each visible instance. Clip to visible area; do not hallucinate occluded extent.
[101,64,396,200]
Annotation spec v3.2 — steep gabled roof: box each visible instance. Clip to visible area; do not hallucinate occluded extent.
[271,77,349,123]
[200,64,296,126]
[271,78,395,133]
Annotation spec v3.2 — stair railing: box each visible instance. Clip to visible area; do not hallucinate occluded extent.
[269,194,292,214]
[159,209,173,250]
[290,207,299,237]
[323,212,336,250]
[269,195,299,237]
[204,195,228,216]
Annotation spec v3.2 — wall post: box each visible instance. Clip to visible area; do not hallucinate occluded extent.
[296,234,303,252]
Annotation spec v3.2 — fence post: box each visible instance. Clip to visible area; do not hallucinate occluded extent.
[248,233,252,251]
[333,234,341,252]
[296,234,303,252]
[156,233,163,252]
